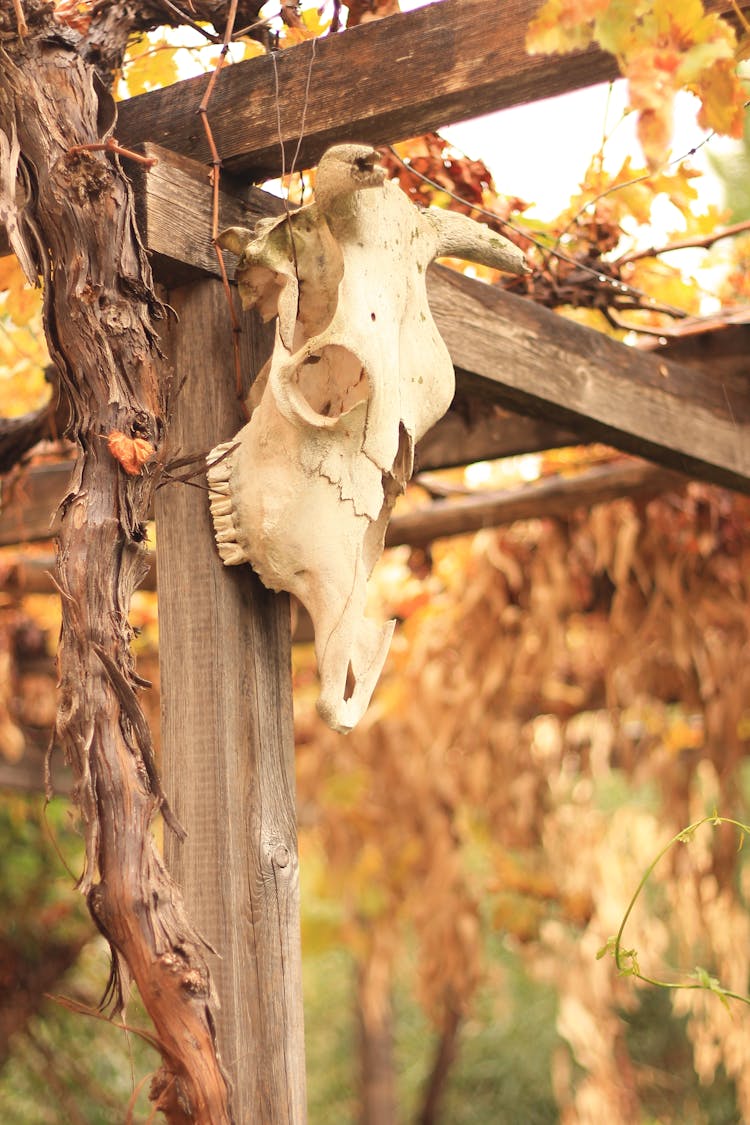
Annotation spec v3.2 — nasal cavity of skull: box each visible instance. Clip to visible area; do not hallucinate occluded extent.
[295,345,369,419]
[344,661,356,702]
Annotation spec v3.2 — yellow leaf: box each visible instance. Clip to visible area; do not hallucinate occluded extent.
[0,254,29,294]
[526,0,604,54]
[696,59,746,138]
[301,6,330,36]
[5,283,41,327]
[238,38,266,61]
[280,26,316,47]
[637,103,675,169]
[120,34,180,98]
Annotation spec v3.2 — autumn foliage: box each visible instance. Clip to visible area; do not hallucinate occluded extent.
[2,0,750,1120]
[528,0,748,166]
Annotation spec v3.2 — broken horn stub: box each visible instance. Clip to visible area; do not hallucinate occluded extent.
[216,226,252,258]
[207,142,527,734]
[423,208,530,275]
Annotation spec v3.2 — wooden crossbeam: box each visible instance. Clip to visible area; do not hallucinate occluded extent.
[0,1,746,263]
[427,268,750,493]
[117,0,620,180]
[391,459,683,548]
[0,460,69,547]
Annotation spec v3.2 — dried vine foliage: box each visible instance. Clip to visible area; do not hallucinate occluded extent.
[295,475,750,1119]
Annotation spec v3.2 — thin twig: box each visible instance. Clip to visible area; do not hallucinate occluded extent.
[12,0,27,36]
[68,139,158,167]
[157,0,222,41]
[731,0,750,32]
[616,217,750,265]
[234,12,281,38]
[271,46,299,283]
[288,36,317,178]
[47,993,163,1050]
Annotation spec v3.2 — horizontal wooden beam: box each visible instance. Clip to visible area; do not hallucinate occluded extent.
[0,2,745,263]
[0,460,69,547]
[415,402,579,473]
[426,267,750,493]
[388,459,683,548]
[117,0,621,181]
[130,146,285,286]
[115,0,746,182]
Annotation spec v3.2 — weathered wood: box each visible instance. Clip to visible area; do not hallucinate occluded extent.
[388,459,684,548]
[427,267,750,494]
[117,0,621,181]
[0,460,68,546]
[0,3,747,262]
[129,145,285,286]
[155,278,306,1124]
[415,402,579,473]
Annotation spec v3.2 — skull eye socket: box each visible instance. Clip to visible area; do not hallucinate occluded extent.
[293,345,369,420]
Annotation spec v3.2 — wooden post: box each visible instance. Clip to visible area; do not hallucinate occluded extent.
[155,278,306,1123]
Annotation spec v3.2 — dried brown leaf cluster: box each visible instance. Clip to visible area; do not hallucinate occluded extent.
[295,479,750,1115]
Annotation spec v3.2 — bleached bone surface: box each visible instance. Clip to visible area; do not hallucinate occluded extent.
[208,144,528,733]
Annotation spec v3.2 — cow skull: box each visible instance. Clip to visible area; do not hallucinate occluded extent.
[207,143,528,733]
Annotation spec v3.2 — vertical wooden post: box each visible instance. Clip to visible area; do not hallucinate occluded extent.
[155,278,307,1123]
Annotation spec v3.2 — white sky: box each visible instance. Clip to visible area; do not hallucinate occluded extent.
[442,83,727,224]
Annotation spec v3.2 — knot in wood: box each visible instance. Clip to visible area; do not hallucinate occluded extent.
[181,968,207,997]
[63,149,111,204]
[159,950,183,974]
[272,843,290,869]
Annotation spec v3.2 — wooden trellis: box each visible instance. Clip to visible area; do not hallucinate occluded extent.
[2,0,750,1121]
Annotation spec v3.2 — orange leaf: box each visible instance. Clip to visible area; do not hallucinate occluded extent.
[107,430,155,476]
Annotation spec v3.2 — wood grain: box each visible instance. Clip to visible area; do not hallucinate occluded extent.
[114,0,747,181]
[427,266,750,494]
[117,0,621,180]
[155,279,306,1124]
[130,145,285,285]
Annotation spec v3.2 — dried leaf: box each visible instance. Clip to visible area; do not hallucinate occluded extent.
[107,430,155,476]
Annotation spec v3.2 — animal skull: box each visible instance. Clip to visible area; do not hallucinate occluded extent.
[207,144,528,733]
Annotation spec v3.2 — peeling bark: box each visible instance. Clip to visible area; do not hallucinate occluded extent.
[0,3,231,1119]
